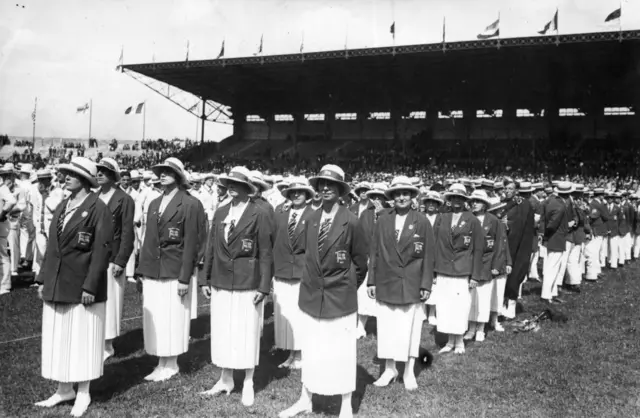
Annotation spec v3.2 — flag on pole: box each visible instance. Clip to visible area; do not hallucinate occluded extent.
[539,9,558,35]
[135,102,145,114]
[185,40,190,61]
[605,7,621,22]
[124,106,133,114]
[477,17,500,39]
[259,35,263,54]
[76,103,90,113]
[116,46,123,70]
[216,40,225,59]
[300,32,304,53]
[390,22,395,39]
[442,17,446,43]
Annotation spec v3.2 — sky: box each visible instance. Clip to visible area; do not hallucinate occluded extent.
[1,0,638,143]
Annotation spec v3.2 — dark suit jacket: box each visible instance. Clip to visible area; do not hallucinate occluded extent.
[203,200,273,293]
[607,204,620,236]
[137,189,203,284]
[368,209,435,305]
[543,195,568,252]
[350,200,376,252]
[35,193,113,303]
[589,198,610,237]
[478,212,504,282]
[105,188,135,268]
[298,205,368,319]
[492,221,512,274]
[273,205,316,281]
[619,202,632,236]
[432,211,484,281]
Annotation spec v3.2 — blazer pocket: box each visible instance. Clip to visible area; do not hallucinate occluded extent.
[410,237,425,258]
[330,245,351,269]
[164,221,183,244]
[239,234,257,256]
[74,226,95,252]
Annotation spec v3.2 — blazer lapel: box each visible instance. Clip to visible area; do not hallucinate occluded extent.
[228,202,256,244]
[398,210,418,253]
[320,206,347,261]
[60,193,97,247]
[292,206,312,243]
[158,191,183,228]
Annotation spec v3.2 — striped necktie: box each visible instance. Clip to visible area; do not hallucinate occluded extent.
[395,229,400,241]
[227,220,235,242]
[288,212,298,241]
[317,218,331,253]
[57,202,67,238]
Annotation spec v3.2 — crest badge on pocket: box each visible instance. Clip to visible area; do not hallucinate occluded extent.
[242,239,254,252]
[77,231,92,245]
[463,235,471,246]
[336,250,347,264]
[168,227,180,240]
[414,242,424,254]
[487,239,494,249]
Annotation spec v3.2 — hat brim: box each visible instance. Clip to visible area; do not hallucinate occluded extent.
[469,196,492,206]
[384,185,420,200]
[57,164,98,188]
[420,196,444,205]
[444,191,469,200]
[218,175,258,194]
[555,187,575,194]
[152,163,188,185]
[251,179,272,192]
[96,163,121,181]
[354,187,372,195]
[366,190,387,199]
[309,176,351,197]
[519,188,534,193]
[281,185,315,199]
[488,203,506,212]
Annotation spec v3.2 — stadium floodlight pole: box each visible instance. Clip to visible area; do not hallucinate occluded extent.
[200,98,206,144]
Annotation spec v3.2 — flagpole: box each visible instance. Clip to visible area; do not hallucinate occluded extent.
[142,102,146,141]
[442,16,447,53]
[200,98,206,144]
[32,97,37,148]
[619,0,623,41]
[88,99,93,144]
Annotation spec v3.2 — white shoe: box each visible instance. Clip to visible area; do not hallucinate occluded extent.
[34,391,76,407]
[373,369,398,387]
[475,331,485,342]
[428,315,437,326]
[201,378,234,396]
[289,358,302,370]
[153,367,178,382]
[127,277,137,284]
[463,330,475,341]
[278,352,295,369]
[439,345,454,354]
[403,374,418,391]
[144,366,164,381]
[241,383,254,407]
[279,400,313,418]
[70,394,91,417]
[454,345,466,354]
[338,405,354,418]
[503,300,516,319]
[356,328,367,339]
[104,346,115,362]
[493,321,504,332]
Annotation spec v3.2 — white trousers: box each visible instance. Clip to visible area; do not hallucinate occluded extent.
[19,213,35,261]
[0,237,11,295]
[33,232,47,276]
[608,236,620,268]
[565,242,583,286]
[542,250,564,300]
[8,219,20,273]
[621,233,632,262]
[599,236,608,267]
[584,236,602,280]
[529,248,540,279]
[634,234,640,259]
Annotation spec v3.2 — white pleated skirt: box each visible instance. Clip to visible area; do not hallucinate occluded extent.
[377,302,425,362]
[300,311,357,396]
[41,301,105,383]
[209,288,263,369]
[490,275,507,312]
[357,273,379,317]
[142,277,191,357]
[425,279,439,306]
[273,278,302,350]
[435,275,471,335]
[189,274,198,320]
[469,280,492,323]
[105,263,125,340]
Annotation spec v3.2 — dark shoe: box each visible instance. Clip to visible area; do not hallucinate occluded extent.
[553,297,566,304]
[565,285,581,294]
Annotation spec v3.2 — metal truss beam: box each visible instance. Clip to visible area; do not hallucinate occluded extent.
[121,69,233,125]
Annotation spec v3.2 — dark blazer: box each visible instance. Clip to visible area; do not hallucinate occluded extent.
[432,211,484,281]
[298,205,368,319]
[543,195,568,252]
[105,187,135,268]
[618,201,631,236]
[273,205,316,281]
[478,212,504,282]
[203,200,273,293]
[492,221,512,274]
[35,193,113,303]
[368,209,435,305]
[350,200,376,252]
[137,189,203,284]
[607,204,620,237]
[589,198,610,237]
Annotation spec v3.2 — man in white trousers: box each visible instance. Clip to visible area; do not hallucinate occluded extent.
[0,166,17,295]
[17,164,37,270]
[586,188,609,281]
[605,191,620,270]
[541,182,570,304]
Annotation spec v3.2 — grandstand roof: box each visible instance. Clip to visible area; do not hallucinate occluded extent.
[122,30,640,116]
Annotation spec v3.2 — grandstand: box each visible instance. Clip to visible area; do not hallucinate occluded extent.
[121,29,640,168]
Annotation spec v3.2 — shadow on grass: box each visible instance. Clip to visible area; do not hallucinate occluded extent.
[309,365,374,416]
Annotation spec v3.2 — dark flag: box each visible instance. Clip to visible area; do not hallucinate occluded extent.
[538,10,558,35]
[605,8,621,22]
[135,102,145,114]
[217,40,225,59]
[124,106,132,114]
[390,22,395,39]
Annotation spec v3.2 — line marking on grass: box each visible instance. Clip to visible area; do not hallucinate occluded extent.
[0,303,211,346]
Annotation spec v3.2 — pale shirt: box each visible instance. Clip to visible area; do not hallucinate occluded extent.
[62,194,89,230]
[476,214,485,226]
[394,213,408,242]
[33,187,64,234]
[159,187,179,215]
[288,207,305,229]
[426,213,437,226]
[451,212,462,230]
[143,188,162,222]
[98,187,116,205]
[319,202,340,228]
[199,185,218,221]
[358,201,369,218]
[0,184,17,237]
[223,199,249,242]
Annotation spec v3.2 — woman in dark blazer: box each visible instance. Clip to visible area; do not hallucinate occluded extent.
[280,164,368,418]
[432,183,484,355]
[136,158,205,383]
[367,176,435,391]
[201,166,272,407]
[95,157,135,361]
[34,157,113,418]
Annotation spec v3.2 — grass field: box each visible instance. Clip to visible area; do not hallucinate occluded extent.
[1,266,640,418]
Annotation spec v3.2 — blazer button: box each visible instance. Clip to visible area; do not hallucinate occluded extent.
[156,256,160,259]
